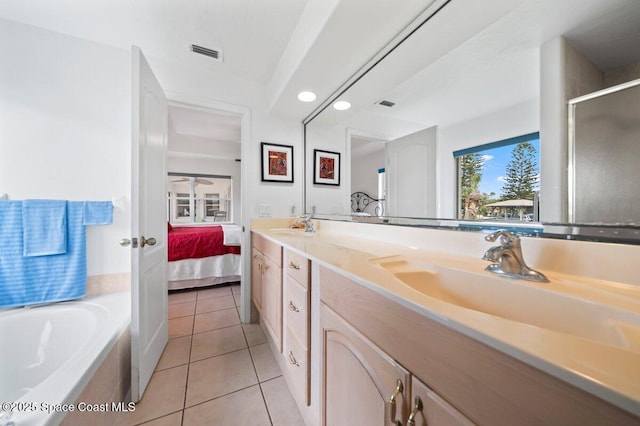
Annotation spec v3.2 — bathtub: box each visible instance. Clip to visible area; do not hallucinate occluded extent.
[0,292,131,426]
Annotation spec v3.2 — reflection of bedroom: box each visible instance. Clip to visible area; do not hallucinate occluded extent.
[167,105,243,291]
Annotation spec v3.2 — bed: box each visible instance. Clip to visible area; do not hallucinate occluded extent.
[167,224,242,290]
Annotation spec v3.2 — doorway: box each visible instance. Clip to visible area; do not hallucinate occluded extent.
[164,96,251,324]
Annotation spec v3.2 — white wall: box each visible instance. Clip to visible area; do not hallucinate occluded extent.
[0,18,305,277]
[0,18,131,275]
[437,99,539,218]
[351,149,384,197]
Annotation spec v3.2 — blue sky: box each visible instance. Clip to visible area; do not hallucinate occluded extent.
[476,139,540,196]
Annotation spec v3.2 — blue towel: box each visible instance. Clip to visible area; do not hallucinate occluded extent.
[0,200,113,308]
[22,199,68,257]
[83,201,113,225]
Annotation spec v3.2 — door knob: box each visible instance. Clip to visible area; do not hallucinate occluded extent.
[140,236,157,247]
[119,238,131,247]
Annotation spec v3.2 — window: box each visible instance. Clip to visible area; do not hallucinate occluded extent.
[454,132,540,222]
[168,173,232,223]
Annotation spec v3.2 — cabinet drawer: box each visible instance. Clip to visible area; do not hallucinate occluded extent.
[284,249,309,289]
[284,275,309,348]
[284,326,310,406]
[252,232,282,266]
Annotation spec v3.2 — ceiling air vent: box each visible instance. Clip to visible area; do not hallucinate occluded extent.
[190,44,223,62]
[376,99,396,107]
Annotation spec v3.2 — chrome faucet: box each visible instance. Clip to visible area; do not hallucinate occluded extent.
[482,230,548,283]
[291,214,315,233]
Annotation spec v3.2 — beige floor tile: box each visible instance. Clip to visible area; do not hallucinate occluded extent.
[197,286,232,300]
[230,284,241,295]
[135,411,183,426]
[261,376,305,426]
[195,295,236,314]
[168,290,197,305]
[250,343,281,382]
[185,349,258,407]
[233,293,241,307]
[193,308,239,333]
[190,325,247,362]
[183,385,271,426]
[128,365,188,425]
[168,315,194,338]
[156,336,191,371]
[242,323,267,347]
[168,300,196,319]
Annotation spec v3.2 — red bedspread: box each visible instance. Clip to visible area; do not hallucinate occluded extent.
[168,226,241,262]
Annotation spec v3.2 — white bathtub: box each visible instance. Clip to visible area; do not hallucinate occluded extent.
[0,292,131,426]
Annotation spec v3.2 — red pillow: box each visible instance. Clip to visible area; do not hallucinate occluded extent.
[168,222,173,232]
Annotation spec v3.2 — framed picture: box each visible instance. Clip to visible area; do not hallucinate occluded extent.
[261,142,294,182]
[313,149,341,186]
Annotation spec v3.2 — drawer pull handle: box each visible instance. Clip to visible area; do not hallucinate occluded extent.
[288,351,300,367]
[407,396,423,426]
[288,301,300,312]
[289,261,301,270]
[389,379,404,425]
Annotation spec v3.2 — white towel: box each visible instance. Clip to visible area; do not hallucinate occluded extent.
[221,224,242,246]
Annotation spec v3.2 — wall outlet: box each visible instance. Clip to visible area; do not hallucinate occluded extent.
[259,204,272,217]
[290,205,296,216]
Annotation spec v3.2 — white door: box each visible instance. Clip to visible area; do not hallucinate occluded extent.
[131,46,169,402]
[386,126,437,217]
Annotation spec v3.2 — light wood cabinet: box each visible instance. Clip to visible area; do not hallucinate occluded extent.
[251,248,263,311]
[251,233,282,353]
[408,376,474,426]
[283,249,311,406]
[321,303,411,426]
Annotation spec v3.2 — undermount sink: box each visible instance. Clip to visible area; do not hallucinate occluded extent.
[268,228,315,237]
[372,256,640,353]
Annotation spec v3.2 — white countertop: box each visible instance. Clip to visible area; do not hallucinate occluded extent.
[252,222,640,417]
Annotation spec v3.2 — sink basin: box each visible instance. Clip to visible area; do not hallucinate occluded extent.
[268,228,315,237]
[372,256,640,352]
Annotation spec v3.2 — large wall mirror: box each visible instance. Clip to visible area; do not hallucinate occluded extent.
[304,0,640,241]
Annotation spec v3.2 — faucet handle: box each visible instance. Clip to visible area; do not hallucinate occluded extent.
[485,230,519,245]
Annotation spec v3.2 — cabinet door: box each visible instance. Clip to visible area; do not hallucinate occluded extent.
[408,376,475,426]
[321,304,410,426]
[251,248,263,312]
[261,255,282,353]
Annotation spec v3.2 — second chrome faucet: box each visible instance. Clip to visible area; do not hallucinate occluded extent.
[482,230,548,283]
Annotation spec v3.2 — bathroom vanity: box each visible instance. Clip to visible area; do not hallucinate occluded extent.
[251,219,640,426]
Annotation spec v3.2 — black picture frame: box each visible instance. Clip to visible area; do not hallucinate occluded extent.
[261,142,294,183]
[313,149,341,186]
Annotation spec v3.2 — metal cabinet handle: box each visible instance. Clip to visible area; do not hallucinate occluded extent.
[389,379,404,425]
[288,301,300,312]
[140,236,156,247]
[407,396,423,426]
[288,351,300,367]
[289,261,301,270]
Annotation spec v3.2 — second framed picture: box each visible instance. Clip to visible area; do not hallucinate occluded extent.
[313,149,341,186]
[261,142,294,183]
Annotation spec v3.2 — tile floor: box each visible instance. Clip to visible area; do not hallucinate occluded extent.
[126,283,305,426]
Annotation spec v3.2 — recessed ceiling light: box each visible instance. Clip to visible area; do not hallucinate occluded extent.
[297,91,317,102]
[333,101,351,111]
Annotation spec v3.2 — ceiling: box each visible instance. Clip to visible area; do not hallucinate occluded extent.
[309,0,640,140]
[0,0,443,120]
